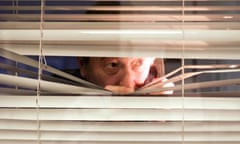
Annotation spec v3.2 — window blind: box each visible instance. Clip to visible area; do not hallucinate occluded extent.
[0,0,240,144]
[0,0,240,59]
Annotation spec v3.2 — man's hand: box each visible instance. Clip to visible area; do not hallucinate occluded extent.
[105,80,174,95]
[148,78,175,95]
[105,85,135,95]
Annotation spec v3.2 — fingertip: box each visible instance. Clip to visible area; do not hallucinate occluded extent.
[105,85,134,95]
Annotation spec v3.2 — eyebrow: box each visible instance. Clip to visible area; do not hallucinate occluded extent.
[101,57,118,61]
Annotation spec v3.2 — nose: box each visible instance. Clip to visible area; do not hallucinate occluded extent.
[119,69,137,89]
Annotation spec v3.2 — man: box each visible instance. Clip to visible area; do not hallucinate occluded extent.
[79,57,173,94]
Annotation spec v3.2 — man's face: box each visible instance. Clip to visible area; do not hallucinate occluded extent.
[80,57,155,90]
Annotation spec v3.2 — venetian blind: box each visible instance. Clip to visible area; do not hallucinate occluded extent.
[0,0,240,144]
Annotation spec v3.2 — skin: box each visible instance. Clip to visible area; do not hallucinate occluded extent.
[80,57,155,92]
[79,57,173,94]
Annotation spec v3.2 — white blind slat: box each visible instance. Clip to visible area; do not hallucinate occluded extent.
[1,43,240,59]
[0,74,110,95]
[1,142,240,144]
[0,130,240,142]
[1,96,240,110]
[1,5,240,11]
[1,22,240,30]
[1,120,240,132]
[0,108,240,121]
[0,0,240,143]
[1,14,239,22]
[1,30,240,41]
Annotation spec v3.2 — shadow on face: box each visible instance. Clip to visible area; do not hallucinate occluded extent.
[79,57,165,90]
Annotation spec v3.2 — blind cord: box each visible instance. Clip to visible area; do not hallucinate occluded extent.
[14,0,19,91]
[37,0,45,143]
[181,0,185,144]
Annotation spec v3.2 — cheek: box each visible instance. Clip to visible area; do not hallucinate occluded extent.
[87,69,120,87]
[85,68,104,86]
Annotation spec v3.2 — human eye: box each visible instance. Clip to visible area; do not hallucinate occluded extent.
[106,61,118,68]
[104,60,120,75]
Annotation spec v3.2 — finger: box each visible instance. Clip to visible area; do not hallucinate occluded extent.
[105,85,134,94]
